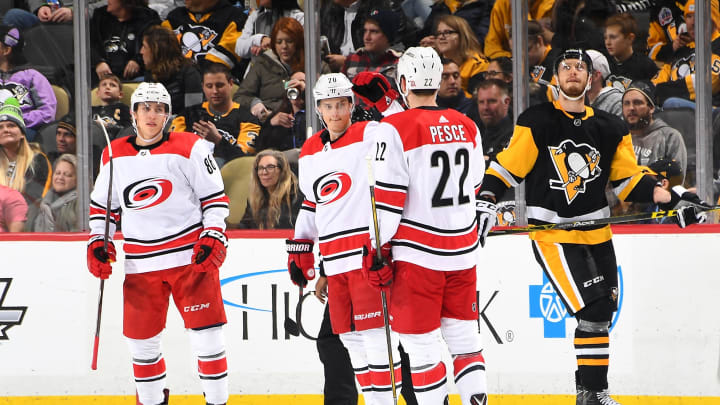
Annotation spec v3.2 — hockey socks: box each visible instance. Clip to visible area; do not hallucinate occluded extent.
[574,328,610,391]
[453,351,488,405]
[190,326,229,405]
[132,355,167,405]
[411,361,449,405]
[369,360,402,401]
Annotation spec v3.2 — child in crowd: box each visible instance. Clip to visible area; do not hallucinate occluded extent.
[92,74,132,139]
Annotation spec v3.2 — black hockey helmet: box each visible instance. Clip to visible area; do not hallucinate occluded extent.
[553,48,594,76]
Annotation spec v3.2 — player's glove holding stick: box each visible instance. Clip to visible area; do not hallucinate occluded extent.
[87,235,116,279]
[659,185,711,228]
[286,239,316,287]
[363,242,394,290]
[192,228,228,272]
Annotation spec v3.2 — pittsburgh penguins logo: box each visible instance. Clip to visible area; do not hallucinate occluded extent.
[0,82,31,108]
[174,24,218,61]
[530,65,546,83]
[548,140,602,204]
[313,171,352,205]
[671,54,694,78]
[103,36,127,54]
[123,177,173,210]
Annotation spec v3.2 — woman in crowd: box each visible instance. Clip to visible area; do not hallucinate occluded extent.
[235,18,327,122]
[434,14,488,97]
[0,97,51,226]
[140,25,202,115]
[91,0,161,84]
[234,0,304,59]
[239,149,301,229]
[32,153,78,232]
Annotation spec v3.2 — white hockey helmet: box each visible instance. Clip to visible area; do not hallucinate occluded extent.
[130,82,172,136]
[313,73,355,105]
[396,47,442,99]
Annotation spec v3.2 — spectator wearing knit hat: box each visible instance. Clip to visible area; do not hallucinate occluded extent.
[341,8,402,84]
[0,97,52,229]
[47,114,76,164]
[0,25,57,141]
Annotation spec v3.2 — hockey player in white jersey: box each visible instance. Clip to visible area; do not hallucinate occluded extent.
[369,47,489,405]
[286,73,403,405]
[86,82,231,405]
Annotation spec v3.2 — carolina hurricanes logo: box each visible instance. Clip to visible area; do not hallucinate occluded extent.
[123,178,173,210]
[548,140,602,204]
[313,171,352,205]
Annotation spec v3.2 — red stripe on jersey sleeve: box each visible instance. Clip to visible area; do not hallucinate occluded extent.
[201,195,230,207]
[133,358,166,379]
[319,233,369,257]
[302,200,316,209]
[395,223,478,250]
[375,187,406,210]
[89,206,120,222]
[123,229,202,254]
[198,356,228,375]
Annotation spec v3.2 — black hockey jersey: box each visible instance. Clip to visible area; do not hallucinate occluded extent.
[171,101,262,160]
[481,101,658,245]
[162,0,247,71]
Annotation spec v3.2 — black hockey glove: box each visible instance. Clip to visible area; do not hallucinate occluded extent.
[476,195,498,247]
[660,185,711,228]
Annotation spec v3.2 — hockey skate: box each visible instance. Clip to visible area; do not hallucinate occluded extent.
[576,387,621,405]
[136,388,169,405]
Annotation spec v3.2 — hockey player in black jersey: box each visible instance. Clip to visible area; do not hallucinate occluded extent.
[477,49,708,405]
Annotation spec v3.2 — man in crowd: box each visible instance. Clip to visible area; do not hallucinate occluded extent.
[586,50,623,117]
[436,57,473,114]
[472,78,512,162]
[171,63,261,167]
[342,8,402,82]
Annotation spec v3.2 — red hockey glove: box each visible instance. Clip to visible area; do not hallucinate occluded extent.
[362,242,393,290]
[192,228,228,272]
[660,185,710,228]
[352,71,398,112]
[87,236,116,279]
[286,239,316,287]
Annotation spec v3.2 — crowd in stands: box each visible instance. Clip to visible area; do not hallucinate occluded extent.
[2,0,720,232]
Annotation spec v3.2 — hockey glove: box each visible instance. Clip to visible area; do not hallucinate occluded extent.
[362,243,394,290]
[286,239,316,287]
[87,236,116,279]
[352,71,399,113]
[192,228,228,272]
[476,196,498,247]
[660,185,710,228]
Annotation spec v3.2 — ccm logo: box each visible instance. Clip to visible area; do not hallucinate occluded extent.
[184,303,210,312]
[354,311,381,321]
[583,275,605,288]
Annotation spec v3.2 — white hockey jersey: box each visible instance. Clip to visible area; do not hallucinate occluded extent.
[293,121,379,276]
[89,132,229,274]
[370,106,485,271]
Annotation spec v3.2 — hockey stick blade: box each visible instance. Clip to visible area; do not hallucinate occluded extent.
[489,205,720,236]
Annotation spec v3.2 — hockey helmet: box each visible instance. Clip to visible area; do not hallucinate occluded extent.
[553,48,594,76]
[131,82,172,116]
[396,46,442,96]
[130,82,172,135]
[313,73,354,105]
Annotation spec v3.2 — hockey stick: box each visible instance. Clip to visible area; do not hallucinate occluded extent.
[91,118,114,370]
[488,204,720,237]
[365,156,398,405]
[284,286,302,337]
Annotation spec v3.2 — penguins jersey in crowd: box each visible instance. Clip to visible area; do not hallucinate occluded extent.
[647,0,687,62]
[606,52,659,90]
[162,0,247,71]
[293,121,379,277]
[481,101,658,245]
[371,107,484,271]
[653,31,720,105]
[171,101,262,159]
[89,131,229,274]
